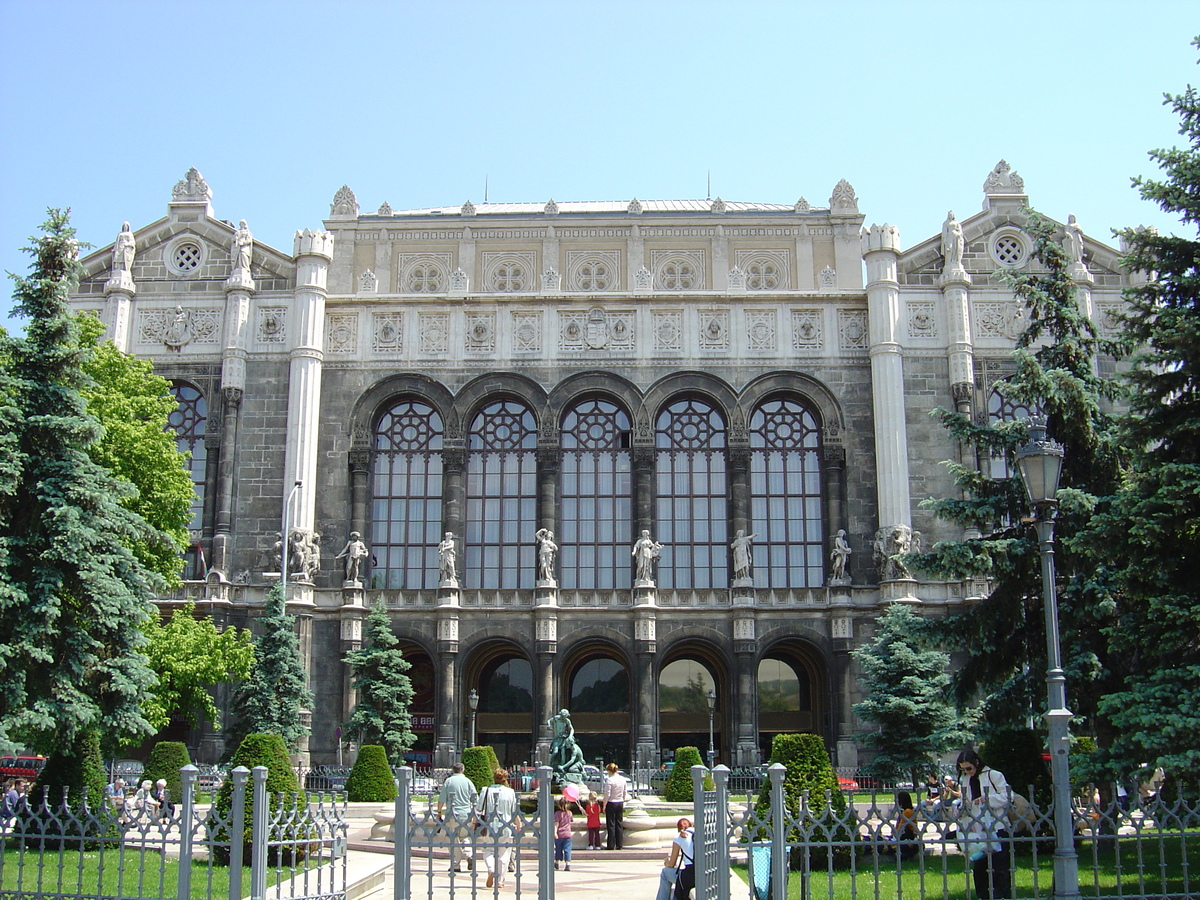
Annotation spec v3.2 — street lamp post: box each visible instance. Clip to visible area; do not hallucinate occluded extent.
[706,688,717,770]
[468,688,479,750]
[280,480,302,599]
[1015,417,1080,900]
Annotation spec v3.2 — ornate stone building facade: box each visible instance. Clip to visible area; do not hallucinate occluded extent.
[70,164,1133,768]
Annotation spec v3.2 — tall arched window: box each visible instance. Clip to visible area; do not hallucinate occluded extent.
[561,398,632,590]
[749,397,823,588]
[656,398,727,589]
[372,399,443,590]
[466,400,538,589]
[168,384,206,580]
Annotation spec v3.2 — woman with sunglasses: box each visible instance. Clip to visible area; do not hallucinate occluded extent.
[957,749,1012,898]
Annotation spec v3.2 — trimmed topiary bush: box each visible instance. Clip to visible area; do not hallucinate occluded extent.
[212,733,299,865]
[462,745,500,791]
[345,745,396,802]
[143,741,191,803]
[664,747,714,802]
[755,733,852,869]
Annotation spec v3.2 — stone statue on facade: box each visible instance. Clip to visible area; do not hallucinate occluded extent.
[830,529,852,582]
[535,527,558,585]
[231,219,253,274]
[730,529,759,581]
[548,709,586,785]
[335,531,369,584]
[941,211,965,271]
[632,529,663,585]
[438,531,458,586]
[112,221,136,278]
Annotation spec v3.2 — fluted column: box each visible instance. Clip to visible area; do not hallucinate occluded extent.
[862,224,912,536]
[284,229,333,535]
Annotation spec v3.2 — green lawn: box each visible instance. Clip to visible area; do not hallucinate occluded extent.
[732,833,1200,900]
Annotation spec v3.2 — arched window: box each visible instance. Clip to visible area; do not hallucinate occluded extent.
[749,397,823,588]
[560,398,632,590]
[168,384,206,579]
[656,398,728,589]
[372,399,443,590]
[466,400,538,589]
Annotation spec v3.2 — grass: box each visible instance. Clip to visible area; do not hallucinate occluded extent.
[731,833,1200,899]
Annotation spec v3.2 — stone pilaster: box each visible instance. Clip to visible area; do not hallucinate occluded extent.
[284,229,333,534]
[862,224,912,535]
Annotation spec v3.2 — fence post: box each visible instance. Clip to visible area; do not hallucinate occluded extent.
[249,765,268,900]
[769,763,787,900]
[176,764,197,900]
[394,767,411,900]
[537,765,554,900]
[692,765,708,900]
[713,765,730,900]
[228,767,249,900]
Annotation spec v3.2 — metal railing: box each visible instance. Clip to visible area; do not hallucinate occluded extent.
[0,764,347,900]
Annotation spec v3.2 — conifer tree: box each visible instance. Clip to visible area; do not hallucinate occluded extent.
[1079,39,1200,782]
[913,208,1127,733]
[343,601,415,765]
[852,603,967,788]
[229,584,312,751]
[0,210,164,752]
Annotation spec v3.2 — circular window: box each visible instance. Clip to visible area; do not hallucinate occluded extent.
[168,240,205,275]
[990,230,1030,268]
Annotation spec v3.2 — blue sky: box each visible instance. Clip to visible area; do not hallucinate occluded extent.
[1,1,1196,331]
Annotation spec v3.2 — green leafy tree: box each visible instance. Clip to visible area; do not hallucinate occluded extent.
[913,208,1127,736]
[343,601,415,765]
[76,314,193,585]
[0,210,166,752]
[228,584,312,752]
[345,744,398,802]
[852,603,968,788]
[1078,39,1200,789]
[143,601,254,732]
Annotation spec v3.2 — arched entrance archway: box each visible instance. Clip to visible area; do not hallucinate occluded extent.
[757,642,825,759]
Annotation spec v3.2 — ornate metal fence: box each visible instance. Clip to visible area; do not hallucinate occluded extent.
[693,764,1198,900]
[0,765,347,900]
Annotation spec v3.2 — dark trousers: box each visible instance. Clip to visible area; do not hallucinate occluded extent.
[972,831,1011,899]
[605,802,624,849]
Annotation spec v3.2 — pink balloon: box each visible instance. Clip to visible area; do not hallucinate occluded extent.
[562,783,580,801]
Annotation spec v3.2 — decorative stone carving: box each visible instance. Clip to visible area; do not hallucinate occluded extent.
[461,200,476,216]
[544,199,559,215]
[331,185,359,217]
[710,196,726,214]
[983,159,1025,196]
[359,268,377,293]
[172,167,211,202]
[829,179,858,214]
[727,265,746,292]
[377,202,393,216]
[819,266,837,290]
[627,197,643,215]
[634,265,653,291]
[794,197,810,212]
[449,267,469,293]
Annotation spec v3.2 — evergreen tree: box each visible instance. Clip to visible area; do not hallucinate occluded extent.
[1078,39,1200,786]
[0,210,164,752]
[852,603,967,788]
[913,208,1127,734]
[229,584,312,752]
[343,601,415,765]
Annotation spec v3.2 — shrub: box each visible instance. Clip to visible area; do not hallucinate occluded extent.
[664,747,714,802]
[754,733,852,869]
[345,745,397,802]
[462,746,500,791]
[143,741,191,803]
[212,733,299,865]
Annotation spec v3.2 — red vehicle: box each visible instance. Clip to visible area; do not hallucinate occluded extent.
[0,755,47,781]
